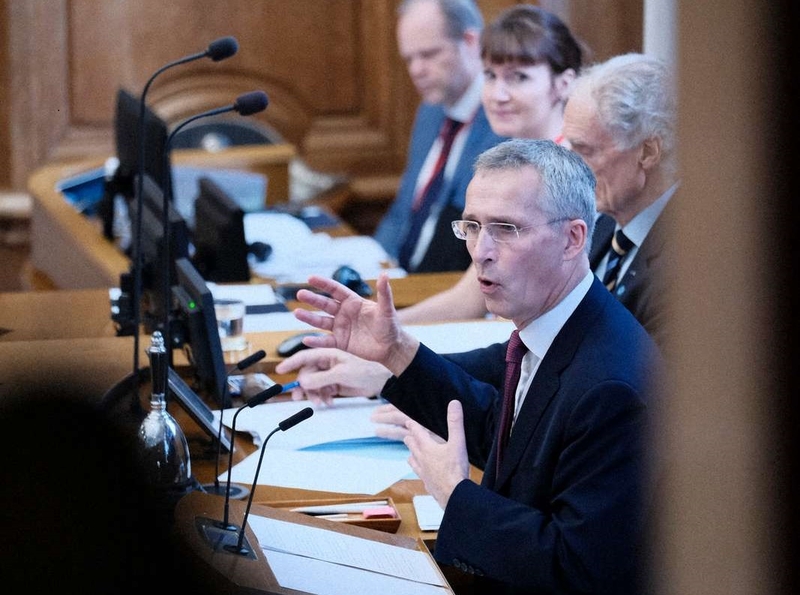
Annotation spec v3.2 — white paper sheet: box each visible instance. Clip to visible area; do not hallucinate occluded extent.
[216,397,383,448]
[225,448,412,494]
[207,282,278,306]
[243,212,406,283]
[250,514,449,595]
[413,494,444,531]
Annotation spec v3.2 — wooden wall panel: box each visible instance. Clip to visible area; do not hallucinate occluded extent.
[0,0,642,193]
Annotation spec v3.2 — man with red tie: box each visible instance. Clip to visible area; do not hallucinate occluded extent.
[374,0,505,273]
[278,139,663,594]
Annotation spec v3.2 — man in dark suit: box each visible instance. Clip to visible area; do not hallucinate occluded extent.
[374,0,505,273]
[564,53,678,350]
[279,139,663,594]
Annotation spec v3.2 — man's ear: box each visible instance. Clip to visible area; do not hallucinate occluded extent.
[639,136,662,170]
[564,218,588,260]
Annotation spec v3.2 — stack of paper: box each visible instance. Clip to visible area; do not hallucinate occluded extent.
[413,494,444,531]
[217,397,415,494]
[244,212,406,283]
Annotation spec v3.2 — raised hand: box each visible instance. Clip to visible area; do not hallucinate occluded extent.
[404,400,470,509]
[291,272,419,375]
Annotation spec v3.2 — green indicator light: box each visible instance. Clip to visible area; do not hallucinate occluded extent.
[188,299,197,310]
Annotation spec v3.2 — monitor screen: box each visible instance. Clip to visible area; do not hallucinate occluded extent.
[172,257,229,408]
[130,173,190,330]
[192,176,250,283]
[115,87,171,192]
[98,88,173,243]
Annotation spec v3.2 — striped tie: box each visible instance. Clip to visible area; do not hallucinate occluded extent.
[602,229,634,292]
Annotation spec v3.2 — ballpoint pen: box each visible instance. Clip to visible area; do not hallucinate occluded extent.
[290,500,390,515]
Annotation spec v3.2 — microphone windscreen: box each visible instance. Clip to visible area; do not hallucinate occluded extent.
[236,349,267,371]
[278,407,313,432]
[246,382,284,408]
[207,36,239,61]
[234,91,269,116]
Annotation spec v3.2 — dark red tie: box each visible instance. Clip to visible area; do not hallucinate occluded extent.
[398,117,464,270]
[496,330,527,474]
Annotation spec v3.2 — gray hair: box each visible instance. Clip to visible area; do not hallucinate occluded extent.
[571,53,676,168]
[398,0,483,40]
[474,138,597,250]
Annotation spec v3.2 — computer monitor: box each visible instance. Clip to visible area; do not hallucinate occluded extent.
[172,257,229,409]
[130,174,190,330]
[98,88,173,243]
[192,176,250,283]
[115,87,171,193]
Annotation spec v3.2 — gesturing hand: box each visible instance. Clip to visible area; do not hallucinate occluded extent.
[291,273,419,375]
[403,400,470,509]
[274,348,392,406]
[370,403,413,441]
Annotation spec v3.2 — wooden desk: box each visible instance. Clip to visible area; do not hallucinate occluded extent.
[27,145,295,290]
[0,270,464,346]
[0,323,485,593]
[0,288,117,342]
[0,331,444,540]
[28,160,130,289]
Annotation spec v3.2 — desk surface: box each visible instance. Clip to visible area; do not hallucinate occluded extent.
[0,283,488,546]
[26,149,326,290]
[0,331,465,546]
[0,270,463,343]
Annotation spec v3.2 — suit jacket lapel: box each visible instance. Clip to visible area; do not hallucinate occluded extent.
[589,214,615,270]
[616,195,673,297]
[494,280,606,487]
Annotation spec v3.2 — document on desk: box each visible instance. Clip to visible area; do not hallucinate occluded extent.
[207,281,279,306]
[413,494,445,531]
[244,212,406,283]
[249,514,450,595]
[218,397,383,449]
[216,397,414,493]
[226,447,412,494]
[207,282,313,331]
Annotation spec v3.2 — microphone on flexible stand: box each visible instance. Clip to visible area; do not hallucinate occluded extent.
[156,90,269,402]
[130,36,239,379]
[225,406,314,556]
[202,349,267,498]
[214,381,299,531]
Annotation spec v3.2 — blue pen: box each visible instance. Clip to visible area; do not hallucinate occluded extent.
[247,380,302,408]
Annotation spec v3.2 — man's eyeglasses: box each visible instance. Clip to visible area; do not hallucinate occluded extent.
[451,218,567,243]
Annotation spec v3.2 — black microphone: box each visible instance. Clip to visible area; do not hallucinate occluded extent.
[226,407,314,555]
[129,36,239,379]
[202,349,267,498]
[157,91,269,365]
[244,381,292,408]
[217,383,285,531]
[206,36,239,61]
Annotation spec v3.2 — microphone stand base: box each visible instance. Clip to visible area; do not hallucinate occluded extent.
[196,516,257,560]
[201,482,249,500]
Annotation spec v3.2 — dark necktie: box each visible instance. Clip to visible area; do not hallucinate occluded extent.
[496,330,527,474]
[602,229,635,292]
[397,117,464,271]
